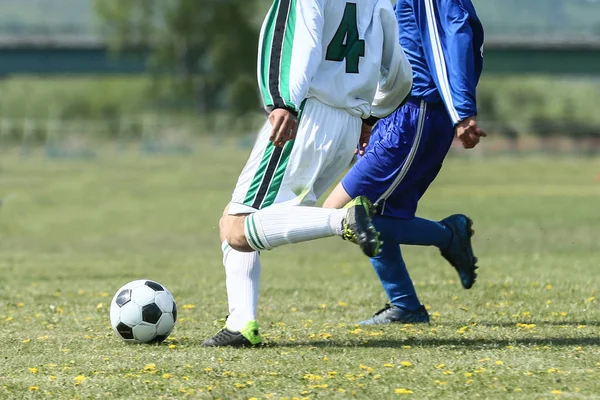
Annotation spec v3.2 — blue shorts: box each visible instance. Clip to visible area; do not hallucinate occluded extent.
[342,98,454,219]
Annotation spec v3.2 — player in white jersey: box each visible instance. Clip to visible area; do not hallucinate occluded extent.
[202,0,413,347]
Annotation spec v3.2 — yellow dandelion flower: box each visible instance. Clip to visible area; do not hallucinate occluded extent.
[183,304,195,310]
[309,384,329,389]
[495,361,504,365]
[464,372,473,377]
[234,383,246,388]
[436,364,446,369]
[143,363,156,371]
[384,363,395,368]
[401,361,413,367]
[434,380,448,385]
[338,301,348,307]
[84,335,92,340]
[74,375,86,385]
[443,370,453,375]
[290,307,298,312]
[587,296,595,303]
[78,290,85,295]
[162,373,172,379]
[96,303,103,309]
[303,374,322,381]
[49,375,56,381]
[402,345,412,349]
[337,388,346,393]
[22,339,31,343]
[4,317,13,322]
[319,303,327,308]
[37,336,49,341]
[29,368,38,374]
[559,312,567,317]
[17,302,24,307]
[327,371,337,378]
[373,374,381,380]
[100,292,109,297]
[551,390,562,395]
[395,388,414,395]
[29,386,39,391]
[323,356,329,361]
[168,344,177,349]
[203,367,212,373]
[514,388,522,392]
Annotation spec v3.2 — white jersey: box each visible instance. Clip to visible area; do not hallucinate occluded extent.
[257,0,413,120]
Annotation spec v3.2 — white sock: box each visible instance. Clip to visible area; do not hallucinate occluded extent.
[244,205,346,251]
[222,241,261,331]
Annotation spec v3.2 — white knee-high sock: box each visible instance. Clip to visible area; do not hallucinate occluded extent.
[222,241,261,331]
[244,205,346,251]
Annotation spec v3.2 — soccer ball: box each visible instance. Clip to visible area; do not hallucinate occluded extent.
[109,279,177,344]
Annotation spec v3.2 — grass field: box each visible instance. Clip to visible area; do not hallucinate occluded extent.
[1,144,599,399]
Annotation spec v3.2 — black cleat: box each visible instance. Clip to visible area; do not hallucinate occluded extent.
[359,304,430,325]
[342,196,381,257]
[201,321,262,347]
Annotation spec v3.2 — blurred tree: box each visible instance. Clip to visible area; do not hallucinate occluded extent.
[95,0,261,114]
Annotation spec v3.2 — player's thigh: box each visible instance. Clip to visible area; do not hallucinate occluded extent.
[276,99,361,205]
[229,121,283,215]
[341,105,419,203]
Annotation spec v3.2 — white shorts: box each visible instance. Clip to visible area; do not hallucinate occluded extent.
[229,98,361,215]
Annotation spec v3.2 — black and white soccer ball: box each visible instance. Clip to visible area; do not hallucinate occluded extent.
[109,279,177,344]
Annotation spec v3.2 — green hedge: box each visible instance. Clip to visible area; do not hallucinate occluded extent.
[0,75,599,141]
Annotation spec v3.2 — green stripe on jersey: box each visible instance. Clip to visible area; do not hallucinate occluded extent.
[243,143,276,206]
[259,2,279,108]
[280,0,297,111]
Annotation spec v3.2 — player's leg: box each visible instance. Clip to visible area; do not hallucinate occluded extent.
[225,99,380,257]
[371,101,479,290]
[359,238,430,325]
[203,121,276,347]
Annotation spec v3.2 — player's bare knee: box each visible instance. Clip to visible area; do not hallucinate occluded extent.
[226,230,252,252]
[224,214,253,252]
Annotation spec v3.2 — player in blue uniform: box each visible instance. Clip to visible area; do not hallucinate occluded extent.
[324,0,486,324]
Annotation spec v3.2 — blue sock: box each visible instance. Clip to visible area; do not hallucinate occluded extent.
[368,216,452,311]
[374,215,452,248]
[370,240,422,311]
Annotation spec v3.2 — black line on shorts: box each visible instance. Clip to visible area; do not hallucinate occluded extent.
[252,146,284,209]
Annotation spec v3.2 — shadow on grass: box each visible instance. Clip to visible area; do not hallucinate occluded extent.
[439,320,600,328]
[270,336,600,349]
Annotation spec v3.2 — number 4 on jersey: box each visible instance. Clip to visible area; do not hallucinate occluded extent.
[326,3,365,74]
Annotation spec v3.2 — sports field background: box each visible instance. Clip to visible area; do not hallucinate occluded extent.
[1,145,598,399]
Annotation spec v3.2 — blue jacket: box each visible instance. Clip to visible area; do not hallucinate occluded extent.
[395,0,484,125]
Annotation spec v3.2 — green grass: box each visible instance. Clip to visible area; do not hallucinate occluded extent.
[1,145,599,399]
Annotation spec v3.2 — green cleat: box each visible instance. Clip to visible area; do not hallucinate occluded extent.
[201,320,262,347]
[342,196,381,257]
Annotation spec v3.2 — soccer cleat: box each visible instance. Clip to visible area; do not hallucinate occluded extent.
[201,320,262,347]
[359,304,430,325]
[440,214,478,290]
[342,196,381,257]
